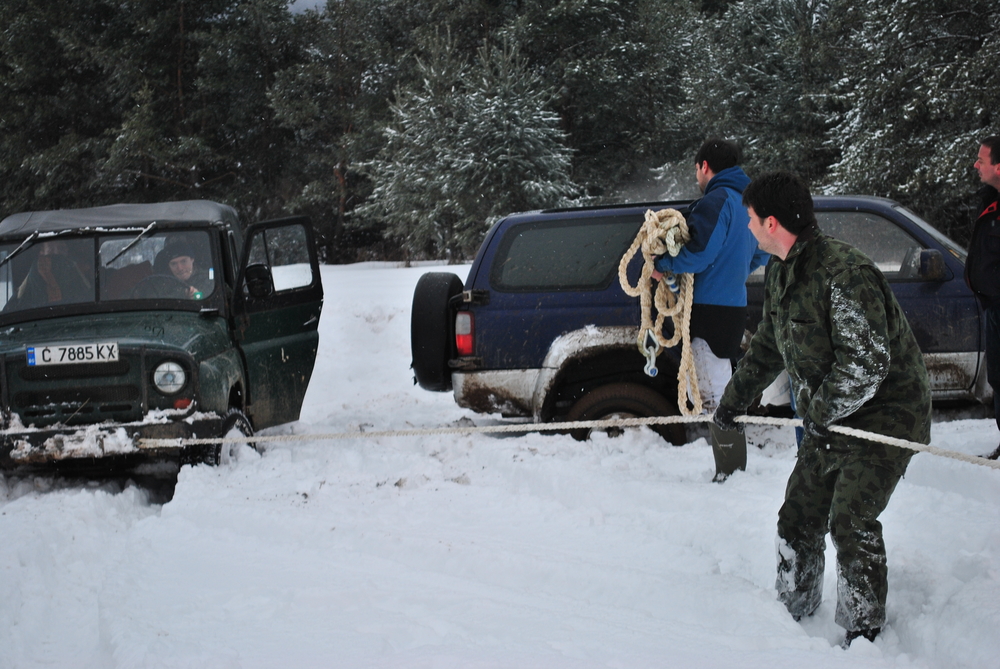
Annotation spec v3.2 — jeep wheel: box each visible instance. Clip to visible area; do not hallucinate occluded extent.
[565,382,687,445]
[411,272,464,391]
[217,409,255,465]
[187,408,255,466]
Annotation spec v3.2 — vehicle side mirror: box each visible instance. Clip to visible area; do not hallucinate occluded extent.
[245,263,274,299]
[917,249,948,281]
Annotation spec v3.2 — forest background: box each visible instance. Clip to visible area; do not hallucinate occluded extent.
[1,0,997,262]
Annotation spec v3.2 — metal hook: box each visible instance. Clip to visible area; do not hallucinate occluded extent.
[641,329,660,377]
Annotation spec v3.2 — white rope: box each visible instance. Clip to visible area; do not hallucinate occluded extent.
[618,208,701,415]
[139,413,1000,470]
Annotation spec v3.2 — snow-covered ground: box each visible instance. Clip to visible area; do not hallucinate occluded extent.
[2,263,999,669]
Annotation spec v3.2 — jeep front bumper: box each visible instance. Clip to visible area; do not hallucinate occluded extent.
[1,409,225,467]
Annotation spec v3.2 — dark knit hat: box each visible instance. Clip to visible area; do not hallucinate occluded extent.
[163,241,196,261]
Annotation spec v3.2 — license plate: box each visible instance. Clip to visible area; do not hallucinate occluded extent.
[27,343,119,366]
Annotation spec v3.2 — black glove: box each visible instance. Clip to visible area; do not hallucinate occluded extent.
[712,404,743,433]
[802,416,832,441]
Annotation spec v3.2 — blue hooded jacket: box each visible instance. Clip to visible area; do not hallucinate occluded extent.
[654,165,769,307]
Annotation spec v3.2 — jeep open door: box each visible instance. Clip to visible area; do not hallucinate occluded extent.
[234,217,324,430]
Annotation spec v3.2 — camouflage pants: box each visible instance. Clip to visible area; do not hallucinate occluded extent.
[775,438,910,631]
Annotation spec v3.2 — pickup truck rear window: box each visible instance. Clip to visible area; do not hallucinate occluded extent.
[490,216,640,291]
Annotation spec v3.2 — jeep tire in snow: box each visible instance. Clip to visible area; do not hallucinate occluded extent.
[410,272,464,391]
[215,409,255,466]
[566,382,687,445]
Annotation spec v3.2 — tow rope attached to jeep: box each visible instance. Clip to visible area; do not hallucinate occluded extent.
[617,208,701,416]
[138,413,1000,470]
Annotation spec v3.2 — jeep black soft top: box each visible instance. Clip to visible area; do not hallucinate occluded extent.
[0,200,243,236]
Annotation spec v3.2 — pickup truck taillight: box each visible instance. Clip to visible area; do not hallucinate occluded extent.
[455,311,474,356]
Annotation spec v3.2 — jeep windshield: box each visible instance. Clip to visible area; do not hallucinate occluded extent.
[0,229,218,321]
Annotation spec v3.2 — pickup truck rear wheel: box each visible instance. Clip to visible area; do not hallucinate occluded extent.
[566,382,686,445]
[411,272,464,391]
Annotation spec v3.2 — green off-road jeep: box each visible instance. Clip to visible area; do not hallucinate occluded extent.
[0,200,323,469]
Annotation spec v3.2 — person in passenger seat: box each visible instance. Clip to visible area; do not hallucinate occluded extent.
[14,240,92,308]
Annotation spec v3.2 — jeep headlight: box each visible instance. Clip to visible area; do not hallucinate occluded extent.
[153,361,186,394]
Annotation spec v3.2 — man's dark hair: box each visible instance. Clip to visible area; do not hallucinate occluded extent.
[742,171,817,235]
[695,137,742,173]
[982,136,1000,164]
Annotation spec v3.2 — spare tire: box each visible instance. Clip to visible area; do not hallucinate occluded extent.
[411,272,464,391]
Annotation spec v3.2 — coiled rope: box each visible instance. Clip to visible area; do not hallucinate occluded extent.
[617,208,700,415]
[139,413,1000,470]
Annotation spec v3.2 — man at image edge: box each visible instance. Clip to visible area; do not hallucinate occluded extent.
[965,135,1000,459]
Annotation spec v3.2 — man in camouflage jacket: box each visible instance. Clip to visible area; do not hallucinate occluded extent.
[712,172,931,647]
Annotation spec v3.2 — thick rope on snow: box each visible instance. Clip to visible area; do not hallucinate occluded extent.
[618,208,700,415]
[139,413,1000,471]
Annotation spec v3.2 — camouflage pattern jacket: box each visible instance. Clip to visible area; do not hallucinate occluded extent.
[720,226,931,455]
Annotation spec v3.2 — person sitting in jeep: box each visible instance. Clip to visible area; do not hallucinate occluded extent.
[12,239,93,309]
[158,240,213,299]
[123,237,216,301]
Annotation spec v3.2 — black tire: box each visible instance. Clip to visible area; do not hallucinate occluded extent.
[565,382,687,445]
[410,272,464,391]
[217,408,255,465]
[188,408,255,466]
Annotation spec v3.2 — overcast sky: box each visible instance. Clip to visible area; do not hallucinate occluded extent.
[289,0,325,13]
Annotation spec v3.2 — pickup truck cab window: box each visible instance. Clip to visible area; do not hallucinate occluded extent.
[749,210,932,283]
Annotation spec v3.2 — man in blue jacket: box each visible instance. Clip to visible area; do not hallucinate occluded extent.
[652,138,769,480]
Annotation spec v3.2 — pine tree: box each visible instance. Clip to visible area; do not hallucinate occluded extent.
[824,0,1000,243]
[457,40,578,231]
[0,0,303,220]
[95,0,298,215]
[0,0,118,215]
[682,0,841,183]
[502,0,697,199]
[269,0,411,261]
[361,33,577,260]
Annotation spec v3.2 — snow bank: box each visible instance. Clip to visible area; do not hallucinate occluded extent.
[1,263,998,668]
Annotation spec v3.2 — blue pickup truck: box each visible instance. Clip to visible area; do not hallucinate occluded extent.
[410,196,988,442]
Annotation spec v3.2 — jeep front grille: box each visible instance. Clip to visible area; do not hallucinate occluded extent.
[18,360,131,381]
[2,347,166,428]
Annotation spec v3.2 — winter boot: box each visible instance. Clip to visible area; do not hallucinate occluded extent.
[842,627,880,649]
[709,422,747,482]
